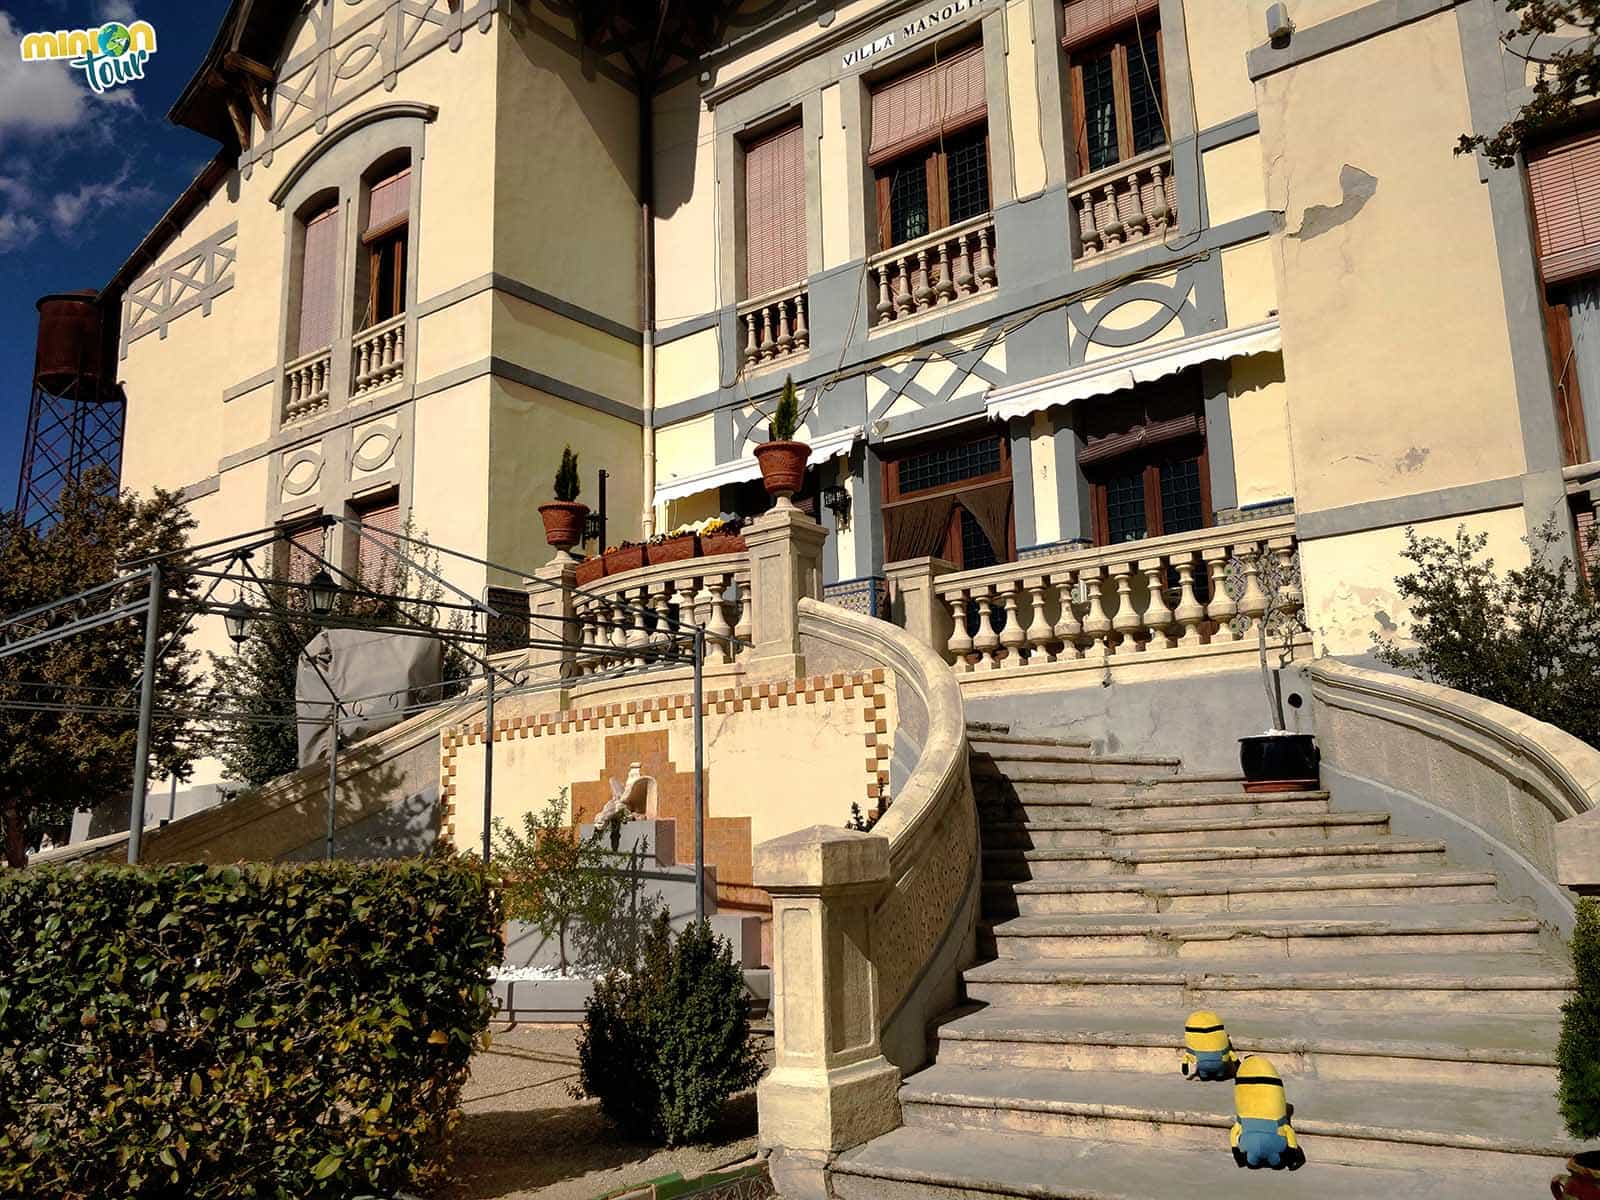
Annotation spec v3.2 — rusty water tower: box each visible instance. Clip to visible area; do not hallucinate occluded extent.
[14,291,126,527]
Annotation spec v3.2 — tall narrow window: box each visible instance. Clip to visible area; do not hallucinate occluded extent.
[350,492,401,591]
[361,167,409,328]
[743,122,806,299]
[1063,0,1166,177]
[869,43,990,251]
[881,430,1014,568]
[296,205,339,356]
[282,518,326,592]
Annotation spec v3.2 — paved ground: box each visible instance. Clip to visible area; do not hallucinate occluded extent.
[436,1023,772,1200]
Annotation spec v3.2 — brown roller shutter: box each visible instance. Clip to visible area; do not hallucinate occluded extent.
[1078,412,1202,466]
[867,43,987,167]
[743,122,807,299]
[353,496,402,589]
[1062,0,1159,51]
[1529,131,1600,286]
[284,520,326,588]
[296,206,339,355]
[364,167,410,241]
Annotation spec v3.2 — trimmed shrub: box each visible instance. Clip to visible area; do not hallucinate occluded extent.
[1559,897,1600,1140]
[573,914,764,1146]
[0,857,502,1199]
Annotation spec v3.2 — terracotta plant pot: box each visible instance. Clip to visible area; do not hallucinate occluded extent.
[603,544,647,575]
[539,501,588,551]
[701,533,747,557]
[754,440,811,499]
[647,533,698,565]
[573,555,605,586]
[1553,1151,1600,1200]
[1238,733,1320,793]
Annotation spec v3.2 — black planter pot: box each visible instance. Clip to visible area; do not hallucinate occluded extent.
[1238,733,1320,792]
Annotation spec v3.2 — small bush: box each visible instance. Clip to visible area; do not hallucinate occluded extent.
[768,376,801,442]
[0,857,502,1199]
[573,913,764,1146]
[1559,897,1600,1140]
[555,445,581,503]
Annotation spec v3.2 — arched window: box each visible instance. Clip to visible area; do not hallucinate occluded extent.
[359,157,411,330]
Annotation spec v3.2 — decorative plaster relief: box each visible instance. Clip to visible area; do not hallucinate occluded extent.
[120,223,238,354]
[281,447,324,500]
[350,419,401,476]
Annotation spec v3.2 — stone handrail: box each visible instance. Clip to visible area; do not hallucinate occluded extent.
[869,212,997,328]
[915,515,1302,675]
[352,312,405,396]
[283,345,332,424]
[1308,658,1599,931]
[737,283,809,370]
[1069,144,1177,258]
[569,551,753,674]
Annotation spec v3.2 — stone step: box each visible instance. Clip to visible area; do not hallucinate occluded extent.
[978,772,1252,799]
[965,720,1011,734]
[981,838,1449,881]
[929,1004,1560,1090]
[983,902,1544,961]
[962,951,1573,1015]
[969,730,1096,750]
[979,811,1392,851]
[973,753,1183,783]
[1098,789,1333,821]
[895,1063,1580,1176]
[981,869,1501,918]
[833,1125,1551,1200]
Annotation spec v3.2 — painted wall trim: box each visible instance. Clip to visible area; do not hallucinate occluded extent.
[1296,473,1524,541]
[1247,0,1464,81]
[1197,111,1260,151]
[120,223,238,354]
[179,475,221,502]
[410,356,644,426]
[414,272,644,345]
[654,310,723,346]
[222,367,277,403]
[268,103,440,208]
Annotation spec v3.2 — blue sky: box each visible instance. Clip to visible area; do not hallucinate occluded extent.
[0,1,226,506]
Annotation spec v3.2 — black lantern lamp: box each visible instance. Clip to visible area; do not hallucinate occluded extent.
[223,594,252,647]
[308,569,338,616]
[821,483,851,528]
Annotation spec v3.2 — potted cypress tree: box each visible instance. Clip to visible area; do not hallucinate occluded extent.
[539,446,589,551]
[1237,566,1318,791]
[1553,898,1600,1199]
[753,375,810,501]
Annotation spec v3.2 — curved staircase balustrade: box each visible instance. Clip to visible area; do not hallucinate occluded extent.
[1309,658,1600,930]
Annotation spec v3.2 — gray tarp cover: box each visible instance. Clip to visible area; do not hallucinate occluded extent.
[296,628,443,768]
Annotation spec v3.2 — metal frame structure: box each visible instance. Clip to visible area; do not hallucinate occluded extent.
[0,519,740,919]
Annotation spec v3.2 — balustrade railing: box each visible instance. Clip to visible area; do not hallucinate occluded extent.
[1070,147,1177,259]
[869,213,997,328]
[737,284,809,370]
[572,555,752,676]
[928,517,1303,674]
[352,313,405,396]
[283,346,332,424]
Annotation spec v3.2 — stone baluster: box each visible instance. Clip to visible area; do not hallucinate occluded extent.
[1098,185,1124,251]
[971,587,1000,668]
[1078,192,1102,255]
[934,240,955,304]
[997,582,1027,668]
[743,312,759,365]
[1139,556,1175,649]
[894,256,914,319]
[585,599,607,673]
[624,585,649,666]
[777,300,794,357]
[732,573,753,653]
[1268,536,1302,634]
[954,230,975,293]
[1172,554,1206,647]
[759,307,775,362]
[358,339,372,389]
[793,294,809,352]
[649,581,673,656]
[706,570,734,664]
[392,326,404,375]
[1024,576,1053,664]
[913,249,934,310]
[1108,560,1141,653]
[1080,566,1112,656]
[945,589,973,666]
[1123,171,1149,241]
[1051,571,1083,660]
[1201,545,1239,643]
[608,596,630,667]
[1236,542,1269,640]
[976,226,997,289]
[874,266,894,325]
[1148,162,1172,232]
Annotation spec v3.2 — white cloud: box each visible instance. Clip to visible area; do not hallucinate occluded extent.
[0,210,41,251]
[45,164,156,234]
[96,0,137,20]
[0,12,89,138]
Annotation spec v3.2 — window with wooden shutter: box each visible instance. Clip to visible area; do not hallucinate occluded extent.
[869,42,991,251]
[351,494,401,591]
[296,206,339,356]
[743,122,807,299]
[362,167,410,328]
[1527,131,1600,286]
[881,430,1015,567]
[1063,0,1166,178]
[1078,375,1210,546]
[281,519,326,592]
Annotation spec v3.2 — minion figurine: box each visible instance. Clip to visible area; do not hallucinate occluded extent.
[1180,1010,1237,1081]
[1230,1056,1305,1170]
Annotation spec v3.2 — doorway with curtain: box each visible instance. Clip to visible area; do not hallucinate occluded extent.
[880,427,1015,568]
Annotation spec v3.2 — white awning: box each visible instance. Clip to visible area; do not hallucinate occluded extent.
[652,424,862,507]
[984,319,1282,424]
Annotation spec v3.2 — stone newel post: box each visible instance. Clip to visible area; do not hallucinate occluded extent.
[755,825,901,1197]
[526,551,578,689]
[885,555,956,653]
[741,502,826,681]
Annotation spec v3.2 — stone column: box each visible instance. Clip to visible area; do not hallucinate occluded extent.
[526,552,577,701]
[741,502,827,681]
[885,556,956,654]
[756,825,901,1198]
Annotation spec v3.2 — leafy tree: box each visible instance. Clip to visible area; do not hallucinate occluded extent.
[1373,520,1600,747]
[1559,897,1600,1139]
[0,471,202,867]
[1458,1,1600,166]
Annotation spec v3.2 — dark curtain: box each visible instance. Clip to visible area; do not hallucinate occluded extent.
[960,481,1013,560]
[883,494,955,562]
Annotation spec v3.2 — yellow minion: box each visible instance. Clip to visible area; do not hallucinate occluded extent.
[1180,1010,1237,1081]
[1229,1055,1305,1170]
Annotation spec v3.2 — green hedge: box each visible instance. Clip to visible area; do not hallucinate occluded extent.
[0,858,502,1199]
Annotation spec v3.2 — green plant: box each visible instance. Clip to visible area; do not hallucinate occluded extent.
[0,857,501,1198]
[0,469,203,867]
[767,376,801,442]
[493,791,621,975]
[1373,520,1600,749]
[1458,1,1600,167]
[573,914,764,1146]
[555,445,582,503]
[1559,897,1600,1140]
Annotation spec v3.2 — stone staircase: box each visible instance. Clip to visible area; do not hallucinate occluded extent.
[832,723,1579,1198]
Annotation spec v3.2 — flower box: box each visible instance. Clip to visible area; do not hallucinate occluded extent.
[573,555,605,586]
[647,533,698,565]
[700,533,748,557]
[603,544,646,575]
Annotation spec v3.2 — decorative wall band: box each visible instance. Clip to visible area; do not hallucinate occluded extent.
[179,475,220,503]
[414,272,642,345]
[222,367,277,404]
[1247,0,1463,81]
[120,223,238,355]
[1296,474,1524,541]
